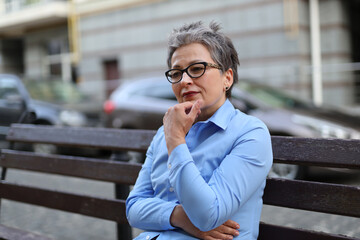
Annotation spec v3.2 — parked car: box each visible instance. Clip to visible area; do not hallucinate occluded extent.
[24,80,103,127]
[103,77,360,179]
[0,74,87,153]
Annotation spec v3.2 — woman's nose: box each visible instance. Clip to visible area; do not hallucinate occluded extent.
[181,72,193,84]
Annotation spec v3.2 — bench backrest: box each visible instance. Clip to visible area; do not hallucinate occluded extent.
[1,124,360,240]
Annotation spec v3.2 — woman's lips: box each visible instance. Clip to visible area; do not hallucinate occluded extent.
[182,91,199,99]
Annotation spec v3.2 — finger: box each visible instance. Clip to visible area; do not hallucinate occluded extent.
[207,231,233,240]
[179,101,195,111]
[217,225,239,237]
[204,232,230,240]
[163,111,169,124]
[188,100,201,118]
[203,236,217,240]
[224,220,240,229]
[182,102,195,115]
[203,236,220,240]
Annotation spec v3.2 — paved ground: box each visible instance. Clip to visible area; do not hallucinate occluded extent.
[0,169,118,240]
[0,168,359,239]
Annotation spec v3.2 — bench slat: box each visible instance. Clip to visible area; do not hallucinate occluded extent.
[272,136,360,168]
[258,222,359,240]
[0,223,55,240]
[0,149,142,185]
[6,124,156,152]
[264,178,360,217]
[7,124,360,168]
[0,181,127,224]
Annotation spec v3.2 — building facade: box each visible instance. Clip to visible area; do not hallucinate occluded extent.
[0,0,70,79]
[0,0,359,107]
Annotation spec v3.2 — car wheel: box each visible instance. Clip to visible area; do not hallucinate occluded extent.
[128,151,145,163]
[33,143,57,155]
[268,163,306,180]
[31,123,58,155]
[110,151,145,163]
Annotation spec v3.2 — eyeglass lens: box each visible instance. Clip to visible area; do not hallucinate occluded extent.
[167,63,206,83]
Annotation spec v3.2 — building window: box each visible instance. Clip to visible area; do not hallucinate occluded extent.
[44,38,71,82]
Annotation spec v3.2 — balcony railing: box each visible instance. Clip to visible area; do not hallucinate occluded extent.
[4,0,67,14]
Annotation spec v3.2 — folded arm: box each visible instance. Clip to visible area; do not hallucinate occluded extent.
[167,127,272,231]
[126,141,177,231]
[170,205,240,240]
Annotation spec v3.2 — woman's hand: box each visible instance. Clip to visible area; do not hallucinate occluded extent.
[199,220,240,240]
[163,100,202,154]
[170,205,239,240]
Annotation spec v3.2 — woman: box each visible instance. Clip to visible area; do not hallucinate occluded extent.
[126,21,273,240]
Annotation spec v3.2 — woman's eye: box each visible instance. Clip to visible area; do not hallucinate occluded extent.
[190,66,204,74]
[170,71,181,79]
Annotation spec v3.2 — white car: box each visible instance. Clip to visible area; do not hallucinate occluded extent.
[103,77,360,179]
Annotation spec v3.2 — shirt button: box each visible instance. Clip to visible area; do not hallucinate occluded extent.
[168,163,172,169]
[146,236,150,240]
[169,187,174,192]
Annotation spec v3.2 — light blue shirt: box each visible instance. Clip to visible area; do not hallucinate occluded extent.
[126,99,273,240]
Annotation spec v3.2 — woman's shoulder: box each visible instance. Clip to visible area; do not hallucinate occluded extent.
[149,126,166,146]
[231,109,270,132]
[151,126,165,141]
[145,126,166,156]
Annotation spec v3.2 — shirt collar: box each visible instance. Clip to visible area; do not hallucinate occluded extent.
[200,99,235,130]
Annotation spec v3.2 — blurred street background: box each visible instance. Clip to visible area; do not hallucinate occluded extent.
[0,0,360,239]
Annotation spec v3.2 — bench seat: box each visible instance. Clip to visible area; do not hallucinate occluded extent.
[0,124,359,240]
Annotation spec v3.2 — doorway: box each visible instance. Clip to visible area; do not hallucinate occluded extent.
[347,0,360,103]
[103,59,120,98]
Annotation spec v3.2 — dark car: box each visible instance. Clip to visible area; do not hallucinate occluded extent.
[103,77,360,179]
[24,80,103,127]
[0,74,87,153]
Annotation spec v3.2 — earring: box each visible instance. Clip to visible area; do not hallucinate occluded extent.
[225,86,229,91]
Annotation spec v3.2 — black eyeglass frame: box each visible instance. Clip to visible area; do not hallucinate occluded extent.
[165,62,222,84]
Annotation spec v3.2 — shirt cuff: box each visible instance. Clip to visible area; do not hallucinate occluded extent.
[167,143,193,173]
[160,202,177,230]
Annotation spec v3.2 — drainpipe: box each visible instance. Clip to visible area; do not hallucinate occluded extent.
[68,0,80,83]
[310,0,323,106]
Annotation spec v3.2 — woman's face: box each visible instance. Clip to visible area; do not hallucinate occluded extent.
[171,43,233,120]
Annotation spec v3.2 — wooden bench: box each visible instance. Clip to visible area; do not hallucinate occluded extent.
[0,123,359,240]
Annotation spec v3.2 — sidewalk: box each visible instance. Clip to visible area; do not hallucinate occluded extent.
[0,169,117,240]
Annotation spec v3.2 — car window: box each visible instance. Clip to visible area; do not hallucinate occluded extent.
[0,78,20,100]
[135,84,176,101]
[24,80,87,104]
[230,95,257,112]
[237,82,312,109]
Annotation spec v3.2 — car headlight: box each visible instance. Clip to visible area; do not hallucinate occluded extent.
[59,110,87,127]
[292,114,360,139]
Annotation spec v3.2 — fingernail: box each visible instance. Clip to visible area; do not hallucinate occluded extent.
[235,231,239,236]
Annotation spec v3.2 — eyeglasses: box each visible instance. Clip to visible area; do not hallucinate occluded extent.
[165,62,222,84]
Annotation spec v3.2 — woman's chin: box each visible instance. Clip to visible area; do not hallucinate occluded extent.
[183,97,201,103]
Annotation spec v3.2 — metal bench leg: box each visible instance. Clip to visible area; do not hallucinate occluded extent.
[111,151,132,240]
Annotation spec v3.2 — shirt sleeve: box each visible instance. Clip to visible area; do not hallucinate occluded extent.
[168,123,273,232]
[126,138,177,231]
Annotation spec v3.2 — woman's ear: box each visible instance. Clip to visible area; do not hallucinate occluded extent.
[224,68,234,90]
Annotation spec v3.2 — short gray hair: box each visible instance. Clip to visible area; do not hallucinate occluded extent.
[167,21,240,98]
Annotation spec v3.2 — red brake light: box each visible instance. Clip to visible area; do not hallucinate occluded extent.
[103,100,115,114]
